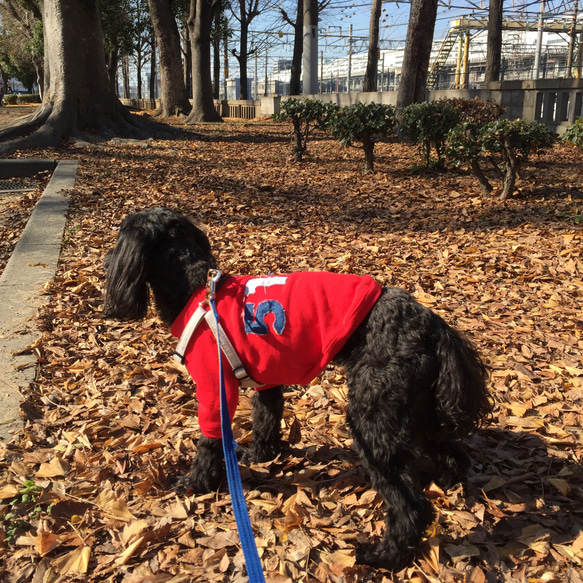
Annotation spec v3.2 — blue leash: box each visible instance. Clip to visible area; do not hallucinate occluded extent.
[208,279,266,583]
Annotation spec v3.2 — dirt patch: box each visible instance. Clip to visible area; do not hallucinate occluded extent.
[0,104,40,127]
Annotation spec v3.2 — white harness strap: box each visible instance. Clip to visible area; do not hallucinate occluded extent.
[173,302,263,389]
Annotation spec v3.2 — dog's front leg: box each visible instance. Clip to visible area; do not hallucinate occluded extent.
[240,386,284,465]
[188,435,225,492]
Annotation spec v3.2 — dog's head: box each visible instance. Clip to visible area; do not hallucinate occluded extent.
[103,207,215,324]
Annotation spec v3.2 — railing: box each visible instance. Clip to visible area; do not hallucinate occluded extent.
[121,79,583,135]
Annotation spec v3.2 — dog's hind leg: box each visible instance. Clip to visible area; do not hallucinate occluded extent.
[420,440,472,490]
[347,404,434,571]
[241,386,285,464]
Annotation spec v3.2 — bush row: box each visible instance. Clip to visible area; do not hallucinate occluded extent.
[401,98,556,201]
[275,98,397,174]
[275,97,576,201]
[2,94,41,105]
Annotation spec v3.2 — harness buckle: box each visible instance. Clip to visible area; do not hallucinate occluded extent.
[205,269,222,304]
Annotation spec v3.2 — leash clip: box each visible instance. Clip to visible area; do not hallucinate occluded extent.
[206,269,222,304]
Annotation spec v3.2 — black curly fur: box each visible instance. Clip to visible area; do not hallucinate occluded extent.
[104,207,491,572]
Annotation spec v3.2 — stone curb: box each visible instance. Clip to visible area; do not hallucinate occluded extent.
[0,160,78,442]
[0,159,57,178]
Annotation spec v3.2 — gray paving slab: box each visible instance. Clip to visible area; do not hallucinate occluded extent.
[0,160,78,442]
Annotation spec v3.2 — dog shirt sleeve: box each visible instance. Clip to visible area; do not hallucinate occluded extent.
[171,287,241,439]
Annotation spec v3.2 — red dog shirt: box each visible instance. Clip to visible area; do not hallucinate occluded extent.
[171,272,382,439]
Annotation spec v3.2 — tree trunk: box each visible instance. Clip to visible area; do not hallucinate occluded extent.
[238,21,249,99]
[363,0,382,92]
[185,0,222,123]
[106,49,119,93]
[396,0,438,113]
[470,159,493,195]
[182,26,193,98]
[150,32,157,100]
[212,34,220,99]
[282,0,303,96]
[122,55,131,98]
[362,137,375,173]
[147,0,192,117]
[0,0,169,154]
[500,138,518,201]
[485,0,503,84]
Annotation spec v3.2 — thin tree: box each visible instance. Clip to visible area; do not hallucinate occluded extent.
[0,0,44,95]
[485,0,503,84]
[363,0,382,92]
[101,0,134,93]
[230,0,262,100]
[211,8,230,99]
[184,0,222,122]
[147,0,192,116]
[131,0,153,100]
[0,0,170,154]
[395,0,438,112]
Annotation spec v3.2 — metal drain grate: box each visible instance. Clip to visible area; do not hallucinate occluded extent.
[0,180,36,194]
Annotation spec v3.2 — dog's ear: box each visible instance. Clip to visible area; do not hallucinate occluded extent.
[103,223,150,320]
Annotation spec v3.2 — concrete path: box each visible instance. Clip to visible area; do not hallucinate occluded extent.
[0,160,78,442]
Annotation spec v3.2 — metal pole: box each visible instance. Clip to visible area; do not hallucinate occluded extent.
[533,0,545,79]
[320,50,324,93]
[264,52,268,96]
[566,0,579,77]
[223,37,228,99]
[455,33,463,88]
[302,0,318,95]
[254,53,258,98]
[380,53,385,91]
[463,32,470,88]
[347,25,352,93]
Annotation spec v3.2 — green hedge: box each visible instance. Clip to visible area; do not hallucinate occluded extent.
[2,94,41,105]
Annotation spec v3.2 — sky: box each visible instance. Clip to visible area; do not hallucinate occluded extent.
[247,0,579,63]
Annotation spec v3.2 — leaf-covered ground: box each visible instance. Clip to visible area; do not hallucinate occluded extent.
[1,116,582,583]
[0,174,50,277]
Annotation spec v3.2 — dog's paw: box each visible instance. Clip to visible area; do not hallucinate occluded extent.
[187,459,225,493]
[355,540,414,572]
[239,442,284,466]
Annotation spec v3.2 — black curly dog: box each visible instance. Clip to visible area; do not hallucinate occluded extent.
[104,207,490,571]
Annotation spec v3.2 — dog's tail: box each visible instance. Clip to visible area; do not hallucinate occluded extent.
[433,325,491,439]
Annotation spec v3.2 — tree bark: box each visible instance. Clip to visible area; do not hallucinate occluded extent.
[362,137,375,173]
[0,0,170,154]
[280,0,303,96]
[185,0,222,122]
[150,31,157,100]
[396,0,438,113]
[500,138,518,201]
[237,7,250,99]
[363,0,382,92]
[485,0,503,84]
[470,159,493,195]
[148,0,192,117]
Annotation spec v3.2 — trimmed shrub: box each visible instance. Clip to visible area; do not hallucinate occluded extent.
[446,97,506,125]
[275,98,337,162]
[448,119,555,200]
[328,101,396,173]
[401,100,460,169]
[563,117,583,150]
[17,94,41,104]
